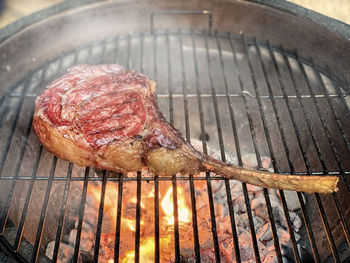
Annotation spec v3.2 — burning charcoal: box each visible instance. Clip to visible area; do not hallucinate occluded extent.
[261,156,272,170]
[251,197,265,210]
[263,252,278,263]
[82,206,98,230]
[253,216,266,233]
[266,240,276,252]
[80,251,93,263]
[238,231,268,262]
[218,215,232,236]
[212,180,225,194]
[98,234,115,262]
[292,214,302,232]
[257,223,273,243]
[219,237,238,263]
[277,227,295,246]
[271,206,288,229]
[237,213,249,229]
[45,241,55,260]
[69,229,94,252]
[242,153,258,168]
[233,195,248,213]
[281,244,311,263]
[254,205,269,224]
[45,241,74,263]
[200,248,216,263]
[230,181,243,196]
[235,227,245,236]
[247,184,264,193]
[283,191,305,211]
[269,192,282,209]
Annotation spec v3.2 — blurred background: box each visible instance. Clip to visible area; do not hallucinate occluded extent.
[0,0,349,29]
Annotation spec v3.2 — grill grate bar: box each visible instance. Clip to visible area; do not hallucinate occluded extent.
[99,40,107,64]
[204,32,226,162]
[126,35,131,70]
[72,167,90,262]
[93,172,107,263]
[52,163,73,263]
[189,175,201,262]
[152,32,160,263]
[114,173,123,262]
[140,32,145,73]
[191,30,208,155]
[178,31,191,142]
[216,32,242,260]
[0,172,345,181]
[192,30,220,261]
[224,179,241,263]
[216,31,247,263]
[281,46,341,262]
[206,172,221,262]
[114,36,120,67]
[165,30,182,262]
[178,30,201,262]
[166,31,175,125]
[134,172,142,263]
[243,34,289,262]
[14,146,43,251]
[10,92,350,100]
[230,33,263,263]
[172,175,181,262]
[154,175,160,263]
[204,31,227,262]
[153,32,158,90]
[31,157,57,263]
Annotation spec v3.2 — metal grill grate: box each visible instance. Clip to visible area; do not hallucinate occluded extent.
[0,30,350,263]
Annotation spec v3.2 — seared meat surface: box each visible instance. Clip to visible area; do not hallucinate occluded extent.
[33,65,338,193]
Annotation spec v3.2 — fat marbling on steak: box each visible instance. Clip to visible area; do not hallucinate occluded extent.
[33,64,338,193]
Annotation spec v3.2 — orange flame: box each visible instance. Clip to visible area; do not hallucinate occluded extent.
[88,182,191,262]
[87,183,119,228]
[122,237,171,263]
[161,185,191,225]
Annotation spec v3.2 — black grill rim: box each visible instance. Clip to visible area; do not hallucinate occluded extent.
[0,0,349,46]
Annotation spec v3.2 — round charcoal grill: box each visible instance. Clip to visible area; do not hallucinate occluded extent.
[0,1,350,262]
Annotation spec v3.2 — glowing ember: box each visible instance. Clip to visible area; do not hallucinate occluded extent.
[130,197,145,208]
[161,185,191,225]
[123,218,144,232]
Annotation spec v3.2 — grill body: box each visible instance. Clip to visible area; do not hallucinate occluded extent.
[0,0,349,262]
